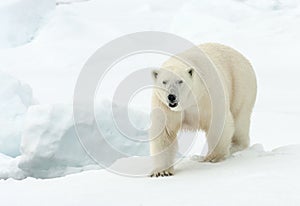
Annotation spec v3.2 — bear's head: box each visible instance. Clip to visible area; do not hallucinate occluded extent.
[152,66,197,111]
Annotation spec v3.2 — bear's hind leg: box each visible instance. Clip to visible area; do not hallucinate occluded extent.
[204,111,234,162]
[230,112,250,154]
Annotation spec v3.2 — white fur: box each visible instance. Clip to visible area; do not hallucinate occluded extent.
[150,43,257,177]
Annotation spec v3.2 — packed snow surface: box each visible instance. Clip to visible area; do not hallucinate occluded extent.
[1,144,300,206]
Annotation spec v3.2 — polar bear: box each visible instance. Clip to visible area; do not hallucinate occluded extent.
[149,43,257,177]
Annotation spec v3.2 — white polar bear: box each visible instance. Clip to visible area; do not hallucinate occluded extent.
[149,43,257,177]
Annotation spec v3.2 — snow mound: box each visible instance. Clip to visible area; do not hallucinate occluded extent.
[16,101,149,178]
[18,104,96,178]
[0,0,55,48]
[0,71,35,157]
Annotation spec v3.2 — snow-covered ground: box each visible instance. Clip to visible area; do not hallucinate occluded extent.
[0,0,300,205]
[1,145,300,206]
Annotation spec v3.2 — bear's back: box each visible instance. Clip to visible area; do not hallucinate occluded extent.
[199,43,257,117]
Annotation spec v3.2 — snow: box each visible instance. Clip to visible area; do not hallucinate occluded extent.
[17,104,96,178]
[0,99,149,179]
[0,71,35,157]
[0,0,55,48]
[0,154,24,180]
[16,102,148,179]
[1,144,300,206]
[0,0,300,204]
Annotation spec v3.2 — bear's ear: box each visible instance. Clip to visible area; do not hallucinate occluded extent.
[152,70,159,80]
[187,68,194,77]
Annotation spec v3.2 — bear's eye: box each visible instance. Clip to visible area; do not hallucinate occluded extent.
[177,80,183,84]
[162,81,168,85]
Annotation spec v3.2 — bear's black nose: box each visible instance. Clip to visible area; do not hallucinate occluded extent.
[168,94,176,102]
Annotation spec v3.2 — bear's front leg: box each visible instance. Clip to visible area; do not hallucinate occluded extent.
[149,128,178,177]
[149,99,181,177]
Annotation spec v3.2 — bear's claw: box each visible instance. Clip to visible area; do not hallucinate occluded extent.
[150,170,174,177]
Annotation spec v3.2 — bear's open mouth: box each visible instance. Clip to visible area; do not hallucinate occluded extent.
[168,102,178,108]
